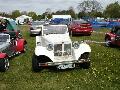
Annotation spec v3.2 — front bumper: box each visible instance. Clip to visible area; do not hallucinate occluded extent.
[30,29,41,35]
[71,30,93,35]
[39,59,90,66]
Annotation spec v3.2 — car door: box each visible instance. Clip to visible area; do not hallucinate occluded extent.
[115,30,120,46]
[7,40,16,56]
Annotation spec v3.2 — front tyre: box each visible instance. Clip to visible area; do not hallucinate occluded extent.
[0,58,9,72]
[32,54,42,72]
[79,52,90,69]
[105,38,112,47]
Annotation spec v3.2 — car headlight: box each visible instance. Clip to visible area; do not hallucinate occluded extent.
[72,41,79,49]
[46,44,53,51]
[111,37,115,41]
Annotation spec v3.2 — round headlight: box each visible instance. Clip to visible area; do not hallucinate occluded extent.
[47,44,53,51]
[72,41,79,49]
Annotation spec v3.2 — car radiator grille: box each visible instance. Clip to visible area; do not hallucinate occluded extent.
[54,44,71,56]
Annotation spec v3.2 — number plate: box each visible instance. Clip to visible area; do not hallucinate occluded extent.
[57,64,75,69]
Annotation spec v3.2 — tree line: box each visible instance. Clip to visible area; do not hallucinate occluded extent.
[0,0,120,20]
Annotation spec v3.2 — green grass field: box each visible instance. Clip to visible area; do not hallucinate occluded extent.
[0,26,120,90]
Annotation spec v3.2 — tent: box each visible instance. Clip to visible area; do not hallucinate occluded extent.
[16,15,32,24]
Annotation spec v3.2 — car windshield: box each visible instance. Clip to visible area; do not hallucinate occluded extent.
[6,20,18,31]
[96,19,106,22]
[32,21,45,25]
[73,20,88,24]
[0,34,9,42]
[43,25,68,34]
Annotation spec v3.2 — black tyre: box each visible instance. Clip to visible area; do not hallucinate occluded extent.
[80,62,90,69]
[0,58,9,72]
[105,38,112,47]
[32,54,42,72]
[79,53,90,69]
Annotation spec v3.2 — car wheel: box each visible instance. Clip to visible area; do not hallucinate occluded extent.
[80,62,90,69]
[105,38,111,47]
[32,54,42,72]
[0,58,9,72]
[79,53,90,69]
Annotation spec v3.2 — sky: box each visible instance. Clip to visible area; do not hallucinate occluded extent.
[0,0,119,14]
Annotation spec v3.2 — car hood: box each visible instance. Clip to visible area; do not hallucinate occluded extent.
[43,34,71,44]
[0,42,10,52]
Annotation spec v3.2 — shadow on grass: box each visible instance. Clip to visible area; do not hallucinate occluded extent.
[32,65,91,73]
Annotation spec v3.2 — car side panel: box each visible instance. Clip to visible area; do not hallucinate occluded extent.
[72,43,91,60]
[0,53,8,59]
[16,39,26,52]
[35,46,54,61]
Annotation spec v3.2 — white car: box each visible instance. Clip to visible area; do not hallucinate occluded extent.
[32,25,91,71]
[29,21,43,36]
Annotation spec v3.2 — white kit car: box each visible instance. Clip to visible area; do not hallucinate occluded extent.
[32,25,91,71]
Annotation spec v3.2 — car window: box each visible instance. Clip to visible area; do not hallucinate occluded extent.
[0,34,9,42]
[32,21,45,25]
[43,25,68,34]
[6,20,18,31]
[73,20,88,24]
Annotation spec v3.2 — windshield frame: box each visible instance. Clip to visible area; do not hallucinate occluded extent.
[0,34,10,42]
[42,25,68,35]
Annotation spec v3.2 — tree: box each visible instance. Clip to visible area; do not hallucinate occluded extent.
[77,0,102,13]
[68,6,76,19]
[28,11,38,20]
[37,15,42,20]
[78,11,87,18]
[89,11,103,18]
[21,11,28,15]
[11,10,21,19]
[45,8,52,19]
[104,2,120,18]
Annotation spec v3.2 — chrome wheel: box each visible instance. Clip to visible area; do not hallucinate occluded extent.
[4,58,9,70]
[105,38,111,47]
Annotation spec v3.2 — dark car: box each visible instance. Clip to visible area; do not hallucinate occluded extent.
[68,19,93,36]
[105,26,120,47]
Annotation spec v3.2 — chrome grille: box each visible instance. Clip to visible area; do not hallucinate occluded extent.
[54,44,62,56]
[54,44,71,56]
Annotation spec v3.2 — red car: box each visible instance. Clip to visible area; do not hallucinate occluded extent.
[105,26,120,47]
[0,34,27,72]
[68,20,93,35]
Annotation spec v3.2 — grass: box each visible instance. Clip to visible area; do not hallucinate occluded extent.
[0,26,120,90]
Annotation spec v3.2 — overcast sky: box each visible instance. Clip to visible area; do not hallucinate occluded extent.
[0,0,120,14]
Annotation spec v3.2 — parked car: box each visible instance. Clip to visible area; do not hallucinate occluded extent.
[32,25,91,72]
[105,26,120,47]
[0,18,22,39]
[29,21,46,36]
[106,21,120,29]
[0,33,27,72]
[90,19,109,28]
[68,20,93,35]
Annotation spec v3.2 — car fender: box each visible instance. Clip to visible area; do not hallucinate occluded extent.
[35,46,54,61]
[0,53,8,59]
[72,43,91,60]
[16,39,27,52]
